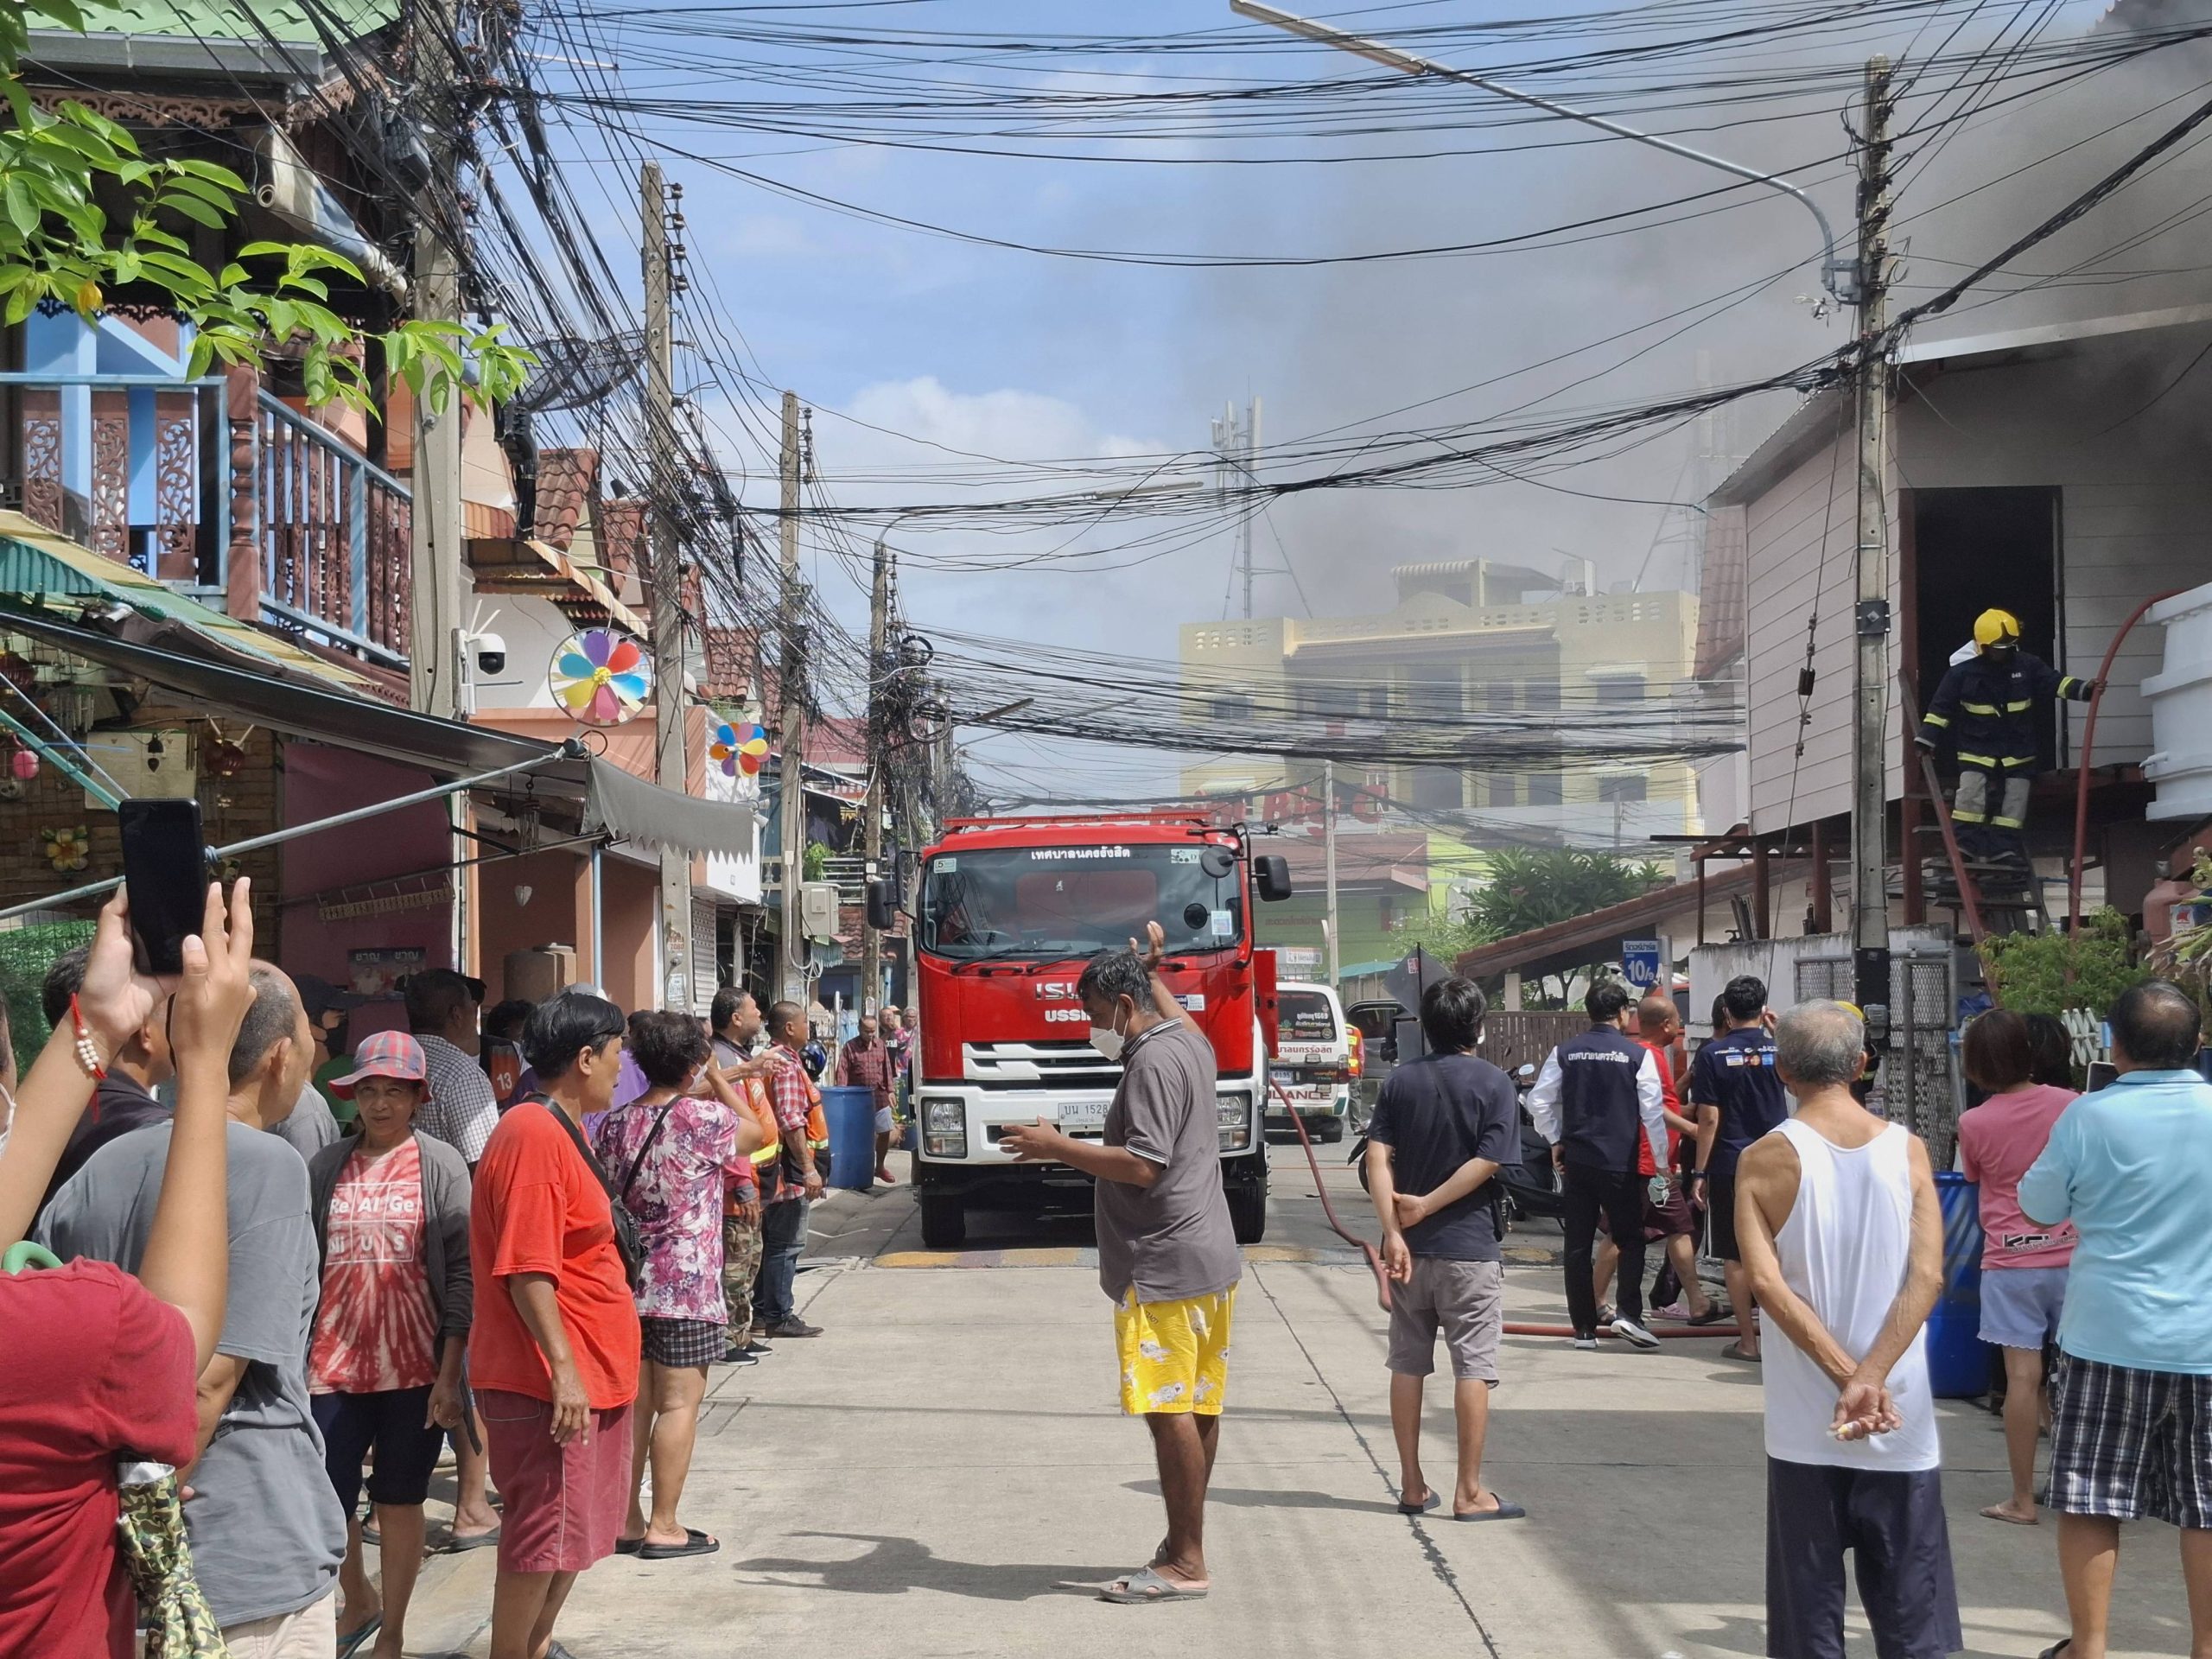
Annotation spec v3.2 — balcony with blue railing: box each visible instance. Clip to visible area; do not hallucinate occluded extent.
[2,314,412,670]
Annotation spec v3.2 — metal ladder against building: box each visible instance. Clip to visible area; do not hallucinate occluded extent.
[1898,683,2053,944]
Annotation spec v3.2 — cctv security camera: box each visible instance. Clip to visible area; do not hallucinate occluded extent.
[474,632,507,677]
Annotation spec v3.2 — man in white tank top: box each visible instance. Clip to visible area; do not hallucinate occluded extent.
[1735,1001,1961,1659]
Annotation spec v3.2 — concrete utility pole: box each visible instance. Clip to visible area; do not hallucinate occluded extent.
[860,531,892,1014]
[1322,758,1341,987]
[642,161,694,1012]
[778,391,807,1007]
[1851,58,1896,1047]
[409,2,465,720]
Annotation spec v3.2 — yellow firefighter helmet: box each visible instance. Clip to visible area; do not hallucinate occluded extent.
[1974,608,2022,650]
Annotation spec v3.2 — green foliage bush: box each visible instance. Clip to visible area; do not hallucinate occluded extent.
[1979,908,2145,1017]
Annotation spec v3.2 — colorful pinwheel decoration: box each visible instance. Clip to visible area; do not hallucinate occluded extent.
[548,628,652,728]
[709,721,771,779]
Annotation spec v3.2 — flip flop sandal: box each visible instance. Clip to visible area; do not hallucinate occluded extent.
[614,1536,645,1554]
[1396,1491,1442,1516]
[637,1527,721,1561]
[440,1527,501,1553]
[2037,1642,2071,1659]
[1720,1343,1761,1363]
[1454,1500,1528,1522]
[1979,1504,2039,1527]
[335,1612,383,1659]
[1687,1306,1732,1326]
[1100,1565,1208,1603]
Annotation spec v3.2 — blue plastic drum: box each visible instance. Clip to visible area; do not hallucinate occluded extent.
[820,1084,878,1191]
[1923,1171,1988,1398]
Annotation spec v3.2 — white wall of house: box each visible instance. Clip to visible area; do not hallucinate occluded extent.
[1739,404,1903,835]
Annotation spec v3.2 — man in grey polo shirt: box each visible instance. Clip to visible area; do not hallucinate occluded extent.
[1003,926,1242,1605]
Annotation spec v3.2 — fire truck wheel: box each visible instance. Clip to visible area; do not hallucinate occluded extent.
[919,1193,967,1250]
[1227,1182,1267,1245]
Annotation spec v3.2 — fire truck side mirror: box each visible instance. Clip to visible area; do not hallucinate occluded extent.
[866,878,898,931]
[1254,854,1294,902]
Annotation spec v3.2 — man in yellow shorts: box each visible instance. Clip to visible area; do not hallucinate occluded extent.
[1003,925,1243,1605]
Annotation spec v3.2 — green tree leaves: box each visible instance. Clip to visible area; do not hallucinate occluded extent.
[2,2,533,412]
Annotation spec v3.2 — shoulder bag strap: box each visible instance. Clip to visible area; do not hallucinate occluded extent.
[619,1103,676,1205]
[537,1098,614,1193]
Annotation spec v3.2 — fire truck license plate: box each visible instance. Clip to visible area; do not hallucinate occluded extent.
[1058,1102,1106,1132]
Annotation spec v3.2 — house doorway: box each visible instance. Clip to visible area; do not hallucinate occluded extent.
[1910,487,2062,768]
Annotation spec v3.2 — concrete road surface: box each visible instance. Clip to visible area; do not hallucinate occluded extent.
[397,1148,2196,1657]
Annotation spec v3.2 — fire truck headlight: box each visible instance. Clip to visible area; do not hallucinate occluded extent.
[922,1097,966,1160]
[1217,1091,1253,1153]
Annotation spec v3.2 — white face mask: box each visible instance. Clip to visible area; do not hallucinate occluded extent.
[1088,1004,1127,1062]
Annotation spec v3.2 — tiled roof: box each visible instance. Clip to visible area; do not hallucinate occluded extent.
[599,499,645,582]
[532,447,598,553]
[702,624,757,702]
[64,0,400,43]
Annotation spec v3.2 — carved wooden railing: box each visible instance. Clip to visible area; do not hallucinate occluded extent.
[3,372,225,579]
[0,372,412,671]
[255,391,411,667]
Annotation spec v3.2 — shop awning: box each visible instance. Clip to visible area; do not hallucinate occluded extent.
[583,757,753,858]
[0,608,753,860]
[0,510,375,695]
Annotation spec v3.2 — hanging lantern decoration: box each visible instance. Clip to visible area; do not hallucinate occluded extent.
[10,746,37,782]
[41,824,89,873]
[709,720,770,778]
[547,628,651,728]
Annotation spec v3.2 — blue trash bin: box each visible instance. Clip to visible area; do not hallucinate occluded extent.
[820,1085,877,1191]
[1924,1171,1987,1398]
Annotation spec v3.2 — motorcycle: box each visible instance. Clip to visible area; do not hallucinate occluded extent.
[1497,1061,1567,1223]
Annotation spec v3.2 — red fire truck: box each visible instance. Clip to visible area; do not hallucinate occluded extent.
[882,814,1292,1249]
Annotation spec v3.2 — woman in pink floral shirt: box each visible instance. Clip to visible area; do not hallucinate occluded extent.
[591,1011,761,1559]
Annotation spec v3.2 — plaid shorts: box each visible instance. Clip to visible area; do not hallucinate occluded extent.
[640,1316,727,1370]
[2048,1353,2212,1528]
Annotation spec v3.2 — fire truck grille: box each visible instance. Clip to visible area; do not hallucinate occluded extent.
[963,1039,1122,1089]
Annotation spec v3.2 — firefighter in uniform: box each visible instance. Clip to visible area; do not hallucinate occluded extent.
[1916,608,2099,861]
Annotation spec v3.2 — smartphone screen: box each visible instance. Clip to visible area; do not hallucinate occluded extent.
[118,798,207,976]
[2085,1059,2118,1093]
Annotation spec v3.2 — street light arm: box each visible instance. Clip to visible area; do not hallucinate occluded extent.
[1230,0,1853,303]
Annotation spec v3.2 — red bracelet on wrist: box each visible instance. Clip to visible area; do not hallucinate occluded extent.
[70,993,107,1081]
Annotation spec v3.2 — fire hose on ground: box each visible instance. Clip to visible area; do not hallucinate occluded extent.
[1268,1077,1743,1339]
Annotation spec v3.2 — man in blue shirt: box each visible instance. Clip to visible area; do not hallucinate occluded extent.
[1689,975,1787,1363]
[2018,979,2212,1659]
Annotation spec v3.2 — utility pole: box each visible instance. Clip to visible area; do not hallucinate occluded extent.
[778,391,807,1007]
[1212,398,1262,619]
[860,531,892,1015]
[1851,58,1896,1052]
[642,161,694,1012]
[1322,758,1341,987]
[409,1,465,721]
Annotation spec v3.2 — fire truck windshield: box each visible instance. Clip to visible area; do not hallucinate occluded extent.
[919,842,1246,963]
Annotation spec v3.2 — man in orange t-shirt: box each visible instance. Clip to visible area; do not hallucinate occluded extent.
[469,989,640,1659]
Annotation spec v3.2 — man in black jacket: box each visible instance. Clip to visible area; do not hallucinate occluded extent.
[1527,980,1669,1351]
